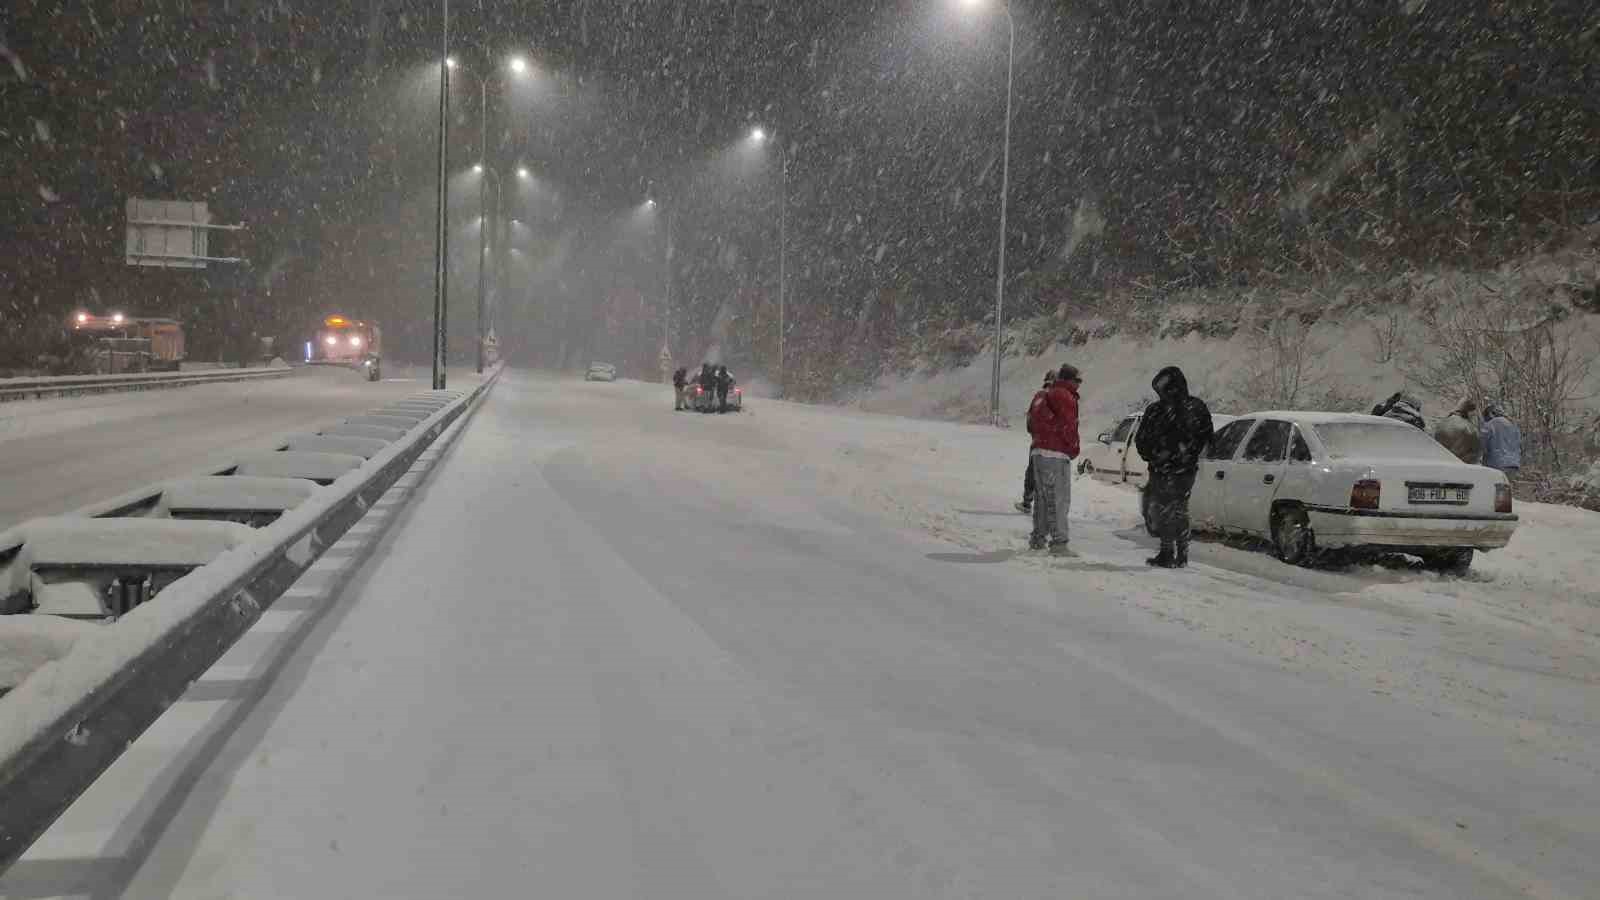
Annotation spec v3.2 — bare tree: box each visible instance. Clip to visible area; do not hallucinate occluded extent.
[1405,277,1595,470]
[1232,313,1322,409]
[1370,304,1407,364]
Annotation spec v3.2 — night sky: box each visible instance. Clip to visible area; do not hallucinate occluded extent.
[3,1,1595,380]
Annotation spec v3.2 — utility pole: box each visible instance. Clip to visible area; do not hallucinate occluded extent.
[431,0,450,391]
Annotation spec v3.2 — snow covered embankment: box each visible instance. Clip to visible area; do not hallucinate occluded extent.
[759,398,1600,770]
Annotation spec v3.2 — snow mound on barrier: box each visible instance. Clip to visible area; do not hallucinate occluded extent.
[0,616,102,691]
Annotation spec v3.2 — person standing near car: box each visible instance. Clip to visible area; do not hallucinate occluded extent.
[1433,398,1482,463]
[716,365,735,411]
[672,367,688,410]
[1016,370,1056,514]
[1026,364,1082,555]
[1376,391,1426,430]
[1135,365,1215,569]
[1480,403,1522,477]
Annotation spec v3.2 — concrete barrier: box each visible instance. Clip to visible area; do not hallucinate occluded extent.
[0,368,501,870]
[0,368,293,403]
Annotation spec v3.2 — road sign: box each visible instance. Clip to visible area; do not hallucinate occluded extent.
[125,198,245,268]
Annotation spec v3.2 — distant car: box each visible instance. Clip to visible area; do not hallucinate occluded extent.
[585,362,617,382]
[1082,412,1237,485]
[685,381,742,412]
[1186,411,1518,571]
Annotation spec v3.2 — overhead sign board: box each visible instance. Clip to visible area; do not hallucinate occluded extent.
[125,198,245,268]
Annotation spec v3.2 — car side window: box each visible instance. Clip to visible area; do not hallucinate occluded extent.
[1241,420,1292,463]
[1289,428,1313,463]
[1110,417,1137,443]
[1205,419,1254,461]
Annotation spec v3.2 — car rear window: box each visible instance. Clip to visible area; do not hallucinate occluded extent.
[1313,422,1458,462]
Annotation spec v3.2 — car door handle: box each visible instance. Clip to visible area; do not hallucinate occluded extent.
[1263,474,1276,484]
[1215,471,1226,480]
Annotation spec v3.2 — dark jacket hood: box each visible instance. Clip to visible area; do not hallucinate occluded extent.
[1152,366,1189,401]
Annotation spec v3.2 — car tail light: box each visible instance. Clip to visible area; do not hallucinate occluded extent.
[1350,479,1381,510]
[1494,483,1513,513]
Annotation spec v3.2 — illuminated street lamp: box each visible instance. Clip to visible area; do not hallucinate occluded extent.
[957,0,1015,426]
[454,55,533,374]
[748,126,789,396]
[517,166,531,180]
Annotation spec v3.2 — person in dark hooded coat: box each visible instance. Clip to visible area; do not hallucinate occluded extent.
[672,367,689,410]
[1134,366,1214,568]
[715,365,735,411]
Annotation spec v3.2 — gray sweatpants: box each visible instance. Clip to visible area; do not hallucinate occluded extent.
[1030,452,1072,547]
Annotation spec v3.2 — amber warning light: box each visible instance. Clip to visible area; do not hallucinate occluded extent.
[324,315,348,328]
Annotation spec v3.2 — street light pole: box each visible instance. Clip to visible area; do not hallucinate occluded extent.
[778,149,788,398]
[476,162,500,375]
[662,206,673,358]
[989,4,1014,426]
[752,128,791,396]
[432,1,450,391]
[477,79,487,375]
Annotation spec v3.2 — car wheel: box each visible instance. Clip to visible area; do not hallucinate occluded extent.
[1421,548,1474,574]
[1272,506,1316,566]
[1078,459,1092,476]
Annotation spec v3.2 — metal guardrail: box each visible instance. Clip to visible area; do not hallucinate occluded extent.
[0,368,294,403]
[0,365,502,871]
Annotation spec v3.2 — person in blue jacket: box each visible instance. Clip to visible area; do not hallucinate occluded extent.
[1479,403,1522,476]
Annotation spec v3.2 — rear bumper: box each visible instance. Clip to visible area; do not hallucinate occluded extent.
[1305,506,1518,550]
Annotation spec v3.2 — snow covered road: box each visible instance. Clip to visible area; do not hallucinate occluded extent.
[0,365,482,532]
[5,371,1596,899]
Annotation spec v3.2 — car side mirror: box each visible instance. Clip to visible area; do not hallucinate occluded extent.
[1097,432,1112,444]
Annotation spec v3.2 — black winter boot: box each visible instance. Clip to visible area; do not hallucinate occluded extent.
[1147,542,1178,568]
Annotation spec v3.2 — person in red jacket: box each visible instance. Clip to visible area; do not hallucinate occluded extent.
[1026,363,1082,554]
[1015,371,1055,514]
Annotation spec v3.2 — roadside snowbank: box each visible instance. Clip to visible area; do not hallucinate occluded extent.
[0,616,101,691]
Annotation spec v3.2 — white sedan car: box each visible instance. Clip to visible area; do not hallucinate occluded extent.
[1081,412,1236,485]
[585,362,617,382]
[1189,411,1518,571]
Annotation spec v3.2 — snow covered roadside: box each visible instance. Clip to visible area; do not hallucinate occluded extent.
[749,398,1600,767]
[0,616,101,693]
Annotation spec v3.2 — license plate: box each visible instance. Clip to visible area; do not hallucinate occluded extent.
[1408,485,1469,504]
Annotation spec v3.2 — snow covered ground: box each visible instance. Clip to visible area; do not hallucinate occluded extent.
[3,371,1596,899]
[0,364,482,533]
